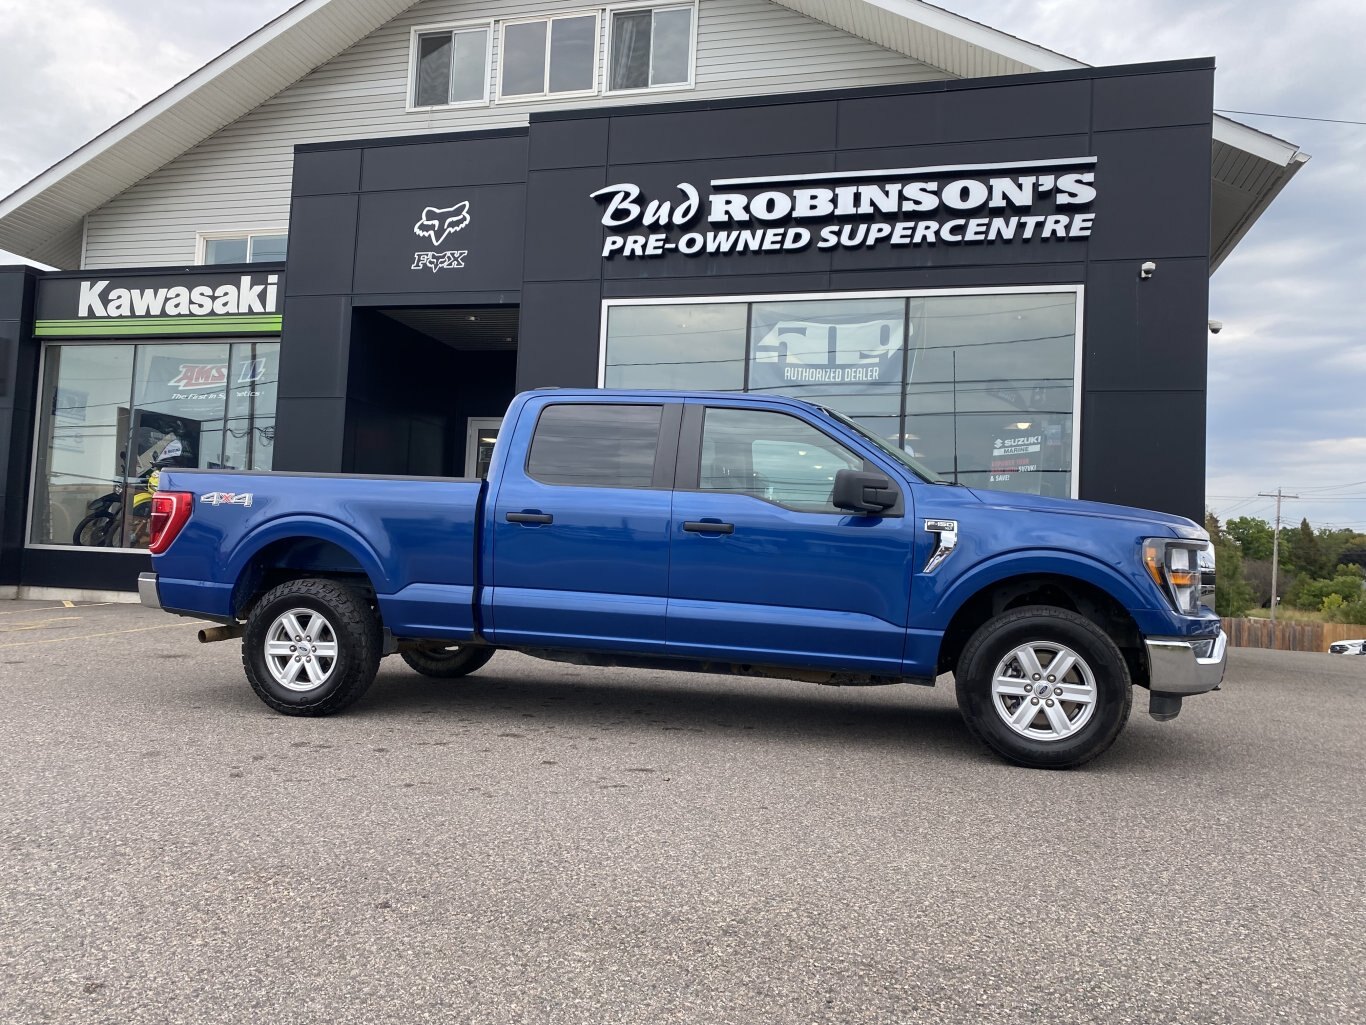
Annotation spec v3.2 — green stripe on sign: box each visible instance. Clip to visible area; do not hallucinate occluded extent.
[35,315,283,337]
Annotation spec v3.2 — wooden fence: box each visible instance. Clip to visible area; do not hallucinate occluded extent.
[1220,618,1364,652]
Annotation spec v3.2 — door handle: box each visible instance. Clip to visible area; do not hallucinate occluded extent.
[506,511,553,525]
[683,520,734,535]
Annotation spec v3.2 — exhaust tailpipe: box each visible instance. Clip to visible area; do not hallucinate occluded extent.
[198,623,245,644]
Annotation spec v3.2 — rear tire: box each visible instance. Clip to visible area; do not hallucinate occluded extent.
[401,644,495,678]
[955,605,1132,769]
[242,578,381,716]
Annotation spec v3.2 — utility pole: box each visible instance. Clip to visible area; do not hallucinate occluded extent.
[1257,488,1300,624]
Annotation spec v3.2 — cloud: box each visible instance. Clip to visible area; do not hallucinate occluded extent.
[0,0,294,262]
[0,0,1361,527]
[936,0,1366,530]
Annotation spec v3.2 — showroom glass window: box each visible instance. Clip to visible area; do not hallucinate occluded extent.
[30,340,280,550]
[603,291,1078,497]
[603,303,748,391]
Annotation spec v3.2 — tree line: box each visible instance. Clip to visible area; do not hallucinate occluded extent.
[1204,513,1366,622]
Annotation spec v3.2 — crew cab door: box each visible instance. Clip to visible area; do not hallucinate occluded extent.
[487,400,679,651]
[667,404,916,675]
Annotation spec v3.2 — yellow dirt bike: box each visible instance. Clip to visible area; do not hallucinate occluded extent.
[71,466,166,548]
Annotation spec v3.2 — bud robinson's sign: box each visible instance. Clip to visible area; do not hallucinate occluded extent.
[592,157,1097,259]
[34,269,284,338]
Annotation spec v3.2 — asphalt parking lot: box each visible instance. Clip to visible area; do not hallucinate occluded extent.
[0,599,1362,1025]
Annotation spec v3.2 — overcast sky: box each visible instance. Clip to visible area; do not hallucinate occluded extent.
[1,0,1362,531]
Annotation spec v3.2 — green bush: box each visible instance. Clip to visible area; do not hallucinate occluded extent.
[1289,569,1365,612]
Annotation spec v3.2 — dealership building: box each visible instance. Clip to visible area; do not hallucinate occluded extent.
[0,0,1305,596]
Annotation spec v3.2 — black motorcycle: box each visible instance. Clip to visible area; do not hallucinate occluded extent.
[72,480,128,547]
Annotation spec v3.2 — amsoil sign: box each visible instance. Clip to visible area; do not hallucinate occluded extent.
[592,157,1097,259]
[34,270,284,337]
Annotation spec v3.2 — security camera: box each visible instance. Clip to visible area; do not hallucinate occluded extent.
[1139,261,1156,280]
[1208,319,1223,334]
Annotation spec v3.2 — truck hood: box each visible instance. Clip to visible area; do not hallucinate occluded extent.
[963,488,1207,539]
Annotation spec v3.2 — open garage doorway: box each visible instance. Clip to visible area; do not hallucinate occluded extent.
[347,305,518,478]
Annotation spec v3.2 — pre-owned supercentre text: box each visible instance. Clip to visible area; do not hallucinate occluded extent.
[592,165,1097,259]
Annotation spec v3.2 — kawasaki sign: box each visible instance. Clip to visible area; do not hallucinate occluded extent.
[34,269,284,338]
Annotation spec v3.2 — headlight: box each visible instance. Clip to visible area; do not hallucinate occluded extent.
[1143,538,1214,615]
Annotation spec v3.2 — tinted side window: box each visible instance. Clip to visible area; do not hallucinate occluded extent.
[700,408,863,513]
[527,404,663,488]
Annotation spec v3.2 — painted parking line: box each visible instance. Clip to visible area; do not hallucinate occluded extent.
[0,601,115,617]
[0,622,192,649]
[0,616,83,634]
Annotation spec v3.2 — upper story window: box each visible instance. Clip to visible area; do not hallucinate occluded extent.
[499,13,600,100]
[199,231,287,265]
[607,4,694,91]
[411,23,491,108]
[409,5,696,110]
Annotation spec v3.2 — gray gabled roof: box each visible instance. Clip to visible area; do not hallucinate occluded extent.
[0,0,1304,270]
[0,0,418,267]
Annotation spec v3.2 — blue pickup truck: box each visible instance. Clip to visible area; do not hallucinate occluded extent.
[139,388,1224,769]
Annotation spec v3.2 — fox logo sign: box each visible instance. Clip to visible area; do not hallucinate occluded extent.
[414,202,471,246]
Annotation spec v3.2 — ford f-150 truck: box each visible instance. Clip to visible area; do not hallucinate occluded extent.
[139,388,1225,769]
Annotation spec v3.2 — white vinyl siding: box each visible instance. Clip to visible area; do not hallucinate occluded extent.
[82,0,950,269]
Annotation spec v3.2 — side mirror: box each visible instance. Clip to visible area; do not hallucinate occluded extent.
[832,469,899,514]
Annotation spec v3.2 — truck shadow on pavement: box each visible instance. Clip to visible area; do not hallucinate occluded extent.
[350,657,975,762]
[330,657,1228,773]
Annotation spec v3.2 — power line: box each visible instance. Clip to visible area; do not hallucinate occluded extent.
[1216,108,1366,126]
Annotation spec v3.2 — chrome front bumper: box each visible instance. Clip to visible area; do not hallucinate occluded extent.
[137,572,161,609]
[1144,630,1227,695]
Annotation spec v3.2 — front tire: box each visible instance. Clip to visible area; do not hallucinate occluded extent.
[401,644,495,678]
[73,511,120,547]
[955,606,1132,769]
[242,578,381,716]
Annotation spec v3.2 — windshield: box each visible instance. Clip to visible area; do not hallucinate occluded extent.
[818,406,952,485]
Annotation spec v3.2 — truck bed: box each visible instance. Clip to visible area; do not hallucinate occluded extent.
[153,469,485,639]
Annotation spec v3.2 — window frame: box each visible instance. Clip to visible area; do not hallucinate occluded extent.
[603,1,698,96]
[405,19,495,112]
[599,286,1086,500]
[196,228,289,266]
[495,10,603,103]
[523,401,674,490]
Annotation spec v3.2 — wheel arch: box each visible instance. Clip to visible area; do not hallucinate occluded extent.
[934,558,1149,683]
[228,518,391,619]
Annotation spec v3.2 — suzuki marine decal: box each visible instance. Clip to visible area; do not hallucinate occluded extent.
[200,492,254,508]
[592,157,1098,259]
[412,202,470,272]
